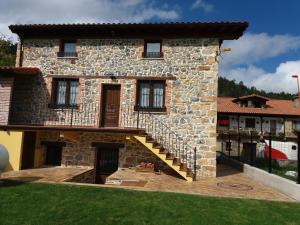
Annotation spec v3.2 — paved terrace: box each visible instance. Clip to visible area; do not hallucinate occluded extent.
[1,164,294,202]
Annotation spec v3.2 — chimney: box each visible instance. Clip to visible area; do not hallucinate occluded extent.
[293,94,299,108]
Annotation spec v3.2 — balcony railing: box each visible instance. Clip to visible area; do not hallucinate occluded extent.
[9,103,98,127]
[57,51,78,58]
[8,102,198,178]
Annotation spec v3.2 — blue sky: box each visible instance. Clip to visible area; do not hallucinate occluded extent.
[0,0,299,93]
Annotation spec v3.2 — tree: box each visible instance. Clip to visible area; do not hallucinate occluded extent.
[218,76,293,100]
[0,34,17,66]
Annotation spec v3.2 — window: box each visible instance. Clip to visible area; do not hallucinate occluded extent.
[292,145,297,150]
[292,120,300,130]
[143,40,163,58]
[57,40,77,57]
[218,116,230,127]
[52,79,79,107]
[245,118,256,128]
[136,80,166,111]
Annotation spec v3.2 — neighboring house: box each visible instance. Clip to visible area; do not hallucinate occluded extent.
[0,22,247,182]
[217,94,300,137]
[217,94,300,160]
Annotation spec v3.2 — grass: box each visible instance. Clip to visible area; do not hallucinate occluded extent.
[0,180,300,225]
[254,159,298,182]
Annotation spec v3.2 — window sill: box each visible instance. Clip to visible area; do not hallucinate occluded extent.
[57,56,78,59]
[48,104,79,109]
[141,57,164,60]
[134,106,167,113]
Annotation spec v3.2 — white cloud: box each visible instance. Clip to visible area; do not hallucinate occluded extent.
[191,0,214,12]
[220,32,300,93]
[0,0,179,38]
[221,33,300,67]
[221,61,300,93]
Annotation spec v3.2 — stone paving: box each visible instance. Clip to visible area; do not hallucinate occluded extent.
[1,164,294,202]
[104,164,294,202]
[1,167,89,183]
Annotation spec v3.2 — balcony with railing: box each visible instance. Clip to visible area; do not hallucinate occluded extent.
[5,102,198,179]
[8,103,98,128]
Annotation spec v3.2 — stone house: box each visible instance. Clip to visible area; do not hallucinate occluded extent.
[0,22,247,183]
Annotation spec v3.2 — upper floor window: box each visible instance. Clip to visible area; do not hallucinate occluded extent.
[218,116,230,128]
[136,80,166,112]
[57,40,77,58]
[52,78,79,107]
[143,40,163,58]
[245,118,256,129]
[292,120,300,130]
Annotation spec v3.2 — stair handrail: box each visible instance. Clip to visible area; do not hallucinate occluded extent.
[122,104,198,179]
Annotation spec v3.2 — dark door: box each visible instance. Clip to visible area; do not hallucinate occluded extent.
[45,145,62,166]
[21,131,36,169]
[101,84,121,127]
[95,147,119,184]
[242,143,257,163]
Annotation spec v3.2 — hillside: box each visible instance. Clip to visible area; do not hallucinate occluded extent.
[218,77,294,100]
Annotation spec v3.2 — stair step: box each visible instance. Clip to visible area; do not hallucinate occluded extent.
[166,152,175,160]
[173,157,181,166]
[180,163,187,172]
[158,147,167,154]
[152,142,161,147]
[186,168,193,178]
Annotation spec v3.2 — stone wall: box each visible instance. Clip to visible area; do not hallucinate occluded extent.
[67,169,96,184]
[36,131,167,171]
[16,38,219,177]
[0,77,14,125]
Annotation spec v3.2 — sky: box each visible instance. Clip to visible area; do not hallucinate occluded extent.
[0,0,300,93]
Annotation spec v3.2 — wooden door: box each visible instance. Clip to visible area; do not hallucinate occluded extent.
[101,84,121,127]
[95,147,119,184]
[21,131,36,169]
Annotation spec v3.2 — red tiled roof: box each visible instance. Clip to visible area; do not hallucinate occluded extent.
[218,97,300,116]
[0,67,40,75]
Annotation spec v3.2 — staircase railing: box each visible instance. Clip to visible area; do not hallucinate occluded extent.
[121,104,198,180]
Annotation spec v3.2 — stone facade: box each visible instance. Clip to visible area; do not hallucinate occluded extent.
[0,77,14,125]
[13,38,219,177]
[35,131,167,171]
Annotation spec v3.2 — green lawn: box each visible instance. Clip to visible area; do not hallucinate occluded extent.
[0,180,300,225]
